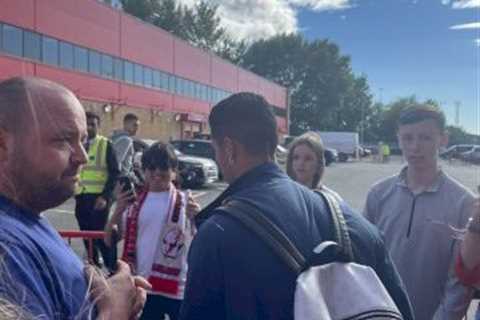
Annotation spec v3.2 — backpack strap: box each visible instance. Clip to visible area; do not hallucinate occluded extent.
[313,189,354,261]
[220,199,306,275]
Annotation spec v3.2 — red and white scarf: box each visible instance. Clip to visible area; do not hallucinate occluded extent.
[122,184,194,299]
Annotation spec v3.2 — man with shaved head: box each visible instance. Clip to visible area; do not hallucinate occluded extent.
[0,77,149,319]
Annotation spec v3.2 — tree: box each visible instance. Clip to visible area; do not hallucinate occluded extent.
[121,0,244,64]
[242,34,374,135]
[120,0,159,22]
[370,96,443,143]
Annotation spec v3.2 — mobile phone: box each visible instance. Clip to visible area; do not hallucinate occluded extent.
[107,227,119,275]
[118,176,133,193]
[118,175,136,203]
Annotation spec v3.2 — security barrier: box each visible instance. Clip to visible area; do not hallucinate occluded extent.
[58,230,106,262]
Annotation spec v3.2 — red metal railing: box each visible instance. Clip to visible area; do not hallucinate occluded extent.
[58,230,106,262]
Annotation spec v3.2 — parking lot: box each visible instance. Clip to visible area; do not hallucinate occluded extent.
[44,155,480,317]
[45,155,480,247]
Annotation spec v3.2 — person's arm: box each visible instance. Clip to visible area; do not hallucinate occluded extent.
[101,141,121,201]
[432,197,476,320]
[461,199,480,271]
[432,247,473,320]
[179,218,225,320]
[104,184,134,247]
[363,188,379,224]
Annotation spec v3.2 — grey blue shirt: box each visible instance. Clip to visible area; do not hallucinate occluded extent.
[364,167,475,320]
[0,195,92,319]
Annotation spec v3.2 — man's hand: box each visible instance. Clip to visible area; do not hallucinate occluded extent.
[186,190,201,220]
[94,196,108,211]
[85,260,151,320]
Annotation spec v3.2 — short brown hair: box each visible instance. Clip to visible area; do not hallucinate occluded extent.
[398,104,446,132]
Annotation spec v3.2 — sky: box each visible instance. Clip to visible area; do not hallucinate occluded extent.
[169,0,479,133]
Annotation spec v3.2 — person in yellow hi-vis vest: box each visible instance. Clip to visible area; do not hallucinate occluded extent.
[75,111,120,267]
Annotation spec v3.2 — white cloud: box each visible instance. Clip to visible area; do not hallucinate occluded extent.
[450,22,480,29]
[177,0,353,41]
[474,38,480,47]
[288,0,352,10]
[451,0,480,8]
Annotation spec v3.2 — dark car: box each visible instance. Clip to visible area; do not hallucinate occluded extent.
[324,148,338,166]
[133,139,218,188]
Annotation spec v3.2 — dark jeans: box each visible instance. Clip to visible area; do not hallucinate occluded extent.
[74,194,111,267]
[140,294,181,320]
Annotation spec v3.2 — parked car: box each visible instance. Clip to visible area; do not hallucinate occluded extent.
[324,148,338,166]
[440,144,477,160]
[275,145,288,167]
[133,139,219,188]
[171,139,216,161]
[460,146,480,164]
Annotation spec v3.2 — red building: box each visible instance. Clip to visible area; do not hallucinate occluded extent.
[0,0,288,140]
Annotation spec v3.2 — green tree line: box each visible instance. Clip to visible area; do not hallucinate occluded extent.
[118,0,476,145]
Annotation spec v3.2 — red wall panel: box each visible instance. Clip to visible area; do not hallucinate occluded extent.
[276,116,287,133]
[36,0,120,56]
[36,64,120,102]
[210,56,237,92]
[0,56,35,80]
[0,0,287,125]
[174,39,210,84]
[0,0,34,29]
[121,15,174,72]
[121,84,173,112]
[174,96,210,115]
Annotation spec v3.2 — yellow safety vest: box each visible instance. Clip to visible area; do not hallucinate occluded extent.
[76,135,109,195]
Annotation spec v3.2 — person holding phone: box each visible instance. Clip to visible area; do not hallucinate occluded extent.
[105,142,200,320]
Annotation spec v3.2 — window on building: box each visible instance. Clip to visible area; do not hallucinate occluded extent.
[88,50,101,75]
[113,58,123,80]
[185,80,193,98]
[59,41,74,69]
[3,24,22,56]
[201,85,208,101]
[168,75,176,93]
[176,77,184,95]
[134,63,143,85]
[101,54,114,78]
[0,24,2,53]
[124,61,133,83]
[74,46,88,72]
[153,70,161,89]
[23,30,41,61]
[160,71,169,90]
[42,36,58,66]
[143,67,153,87]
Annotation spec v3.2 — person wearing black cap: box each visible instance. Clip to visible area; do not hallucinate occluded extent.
[179,92,413,320]
[364,104,475,320]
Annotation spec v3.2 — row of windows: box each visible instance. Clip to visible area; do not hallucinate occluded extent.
[0,22,232,104]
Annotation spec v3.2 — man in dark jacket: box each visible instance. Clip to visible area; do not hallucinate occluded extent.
[179,92,414,320]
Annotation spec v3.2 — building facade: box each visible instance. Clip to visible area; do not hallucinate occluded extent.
[0,0,288,140]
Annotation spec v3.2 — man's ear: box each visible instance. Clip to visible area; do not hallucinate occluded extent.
[223,137,235,164]
[440,131,449,148]
[0,128,11,162]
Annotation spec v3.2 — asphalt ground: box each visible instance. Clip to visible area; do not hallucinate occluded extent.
[44,155,480,318]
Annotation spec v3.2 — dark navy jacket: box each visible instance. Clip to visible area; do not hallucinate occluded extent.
[180,162,413,320]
